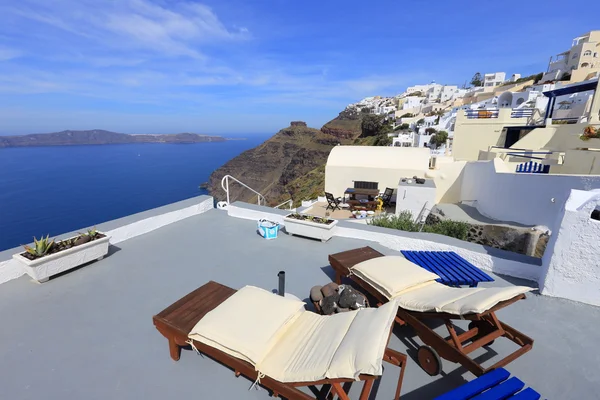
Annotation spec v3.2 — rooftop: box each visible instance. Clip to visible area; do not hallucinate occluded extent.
[1,203,599,399]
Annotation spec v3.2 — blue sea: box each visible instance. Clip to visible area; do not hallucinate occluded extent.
[0,135,269,251]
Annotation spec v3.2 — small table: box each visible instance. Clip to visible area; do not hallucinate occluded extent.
[344,188,379,201]
[347,200,378,211]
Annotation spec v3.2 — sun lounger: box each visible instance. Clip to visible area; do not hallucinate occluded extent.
[328,247,534,377]
[435,368,541,400]
[153,281,407,400]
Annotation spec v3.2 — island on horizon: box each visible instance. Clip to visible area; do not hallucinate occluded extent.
[0,129,245,148]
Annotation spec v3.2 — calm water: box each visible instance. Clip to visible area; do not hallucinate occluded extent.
[0,136,269,251]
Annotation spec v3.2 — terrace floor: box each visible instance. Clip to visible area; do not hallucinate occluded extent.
[0,209,599,400]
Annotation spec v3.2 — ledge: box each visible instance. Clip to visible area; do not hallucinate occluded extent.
[0,195,214,284]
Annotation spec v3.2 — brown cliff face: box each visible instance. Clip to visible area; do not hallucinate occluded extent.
[208,113,365,206]
[208,123,348,205]
[320,108,363,140]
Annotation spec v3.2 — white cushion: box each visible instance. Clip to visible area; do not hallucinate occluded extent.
[394,281,484,312]
[327,300,399,379]
[440,286,533,315]
[257,311,356,382]
[351,256,440,298]
[188,286,305,365]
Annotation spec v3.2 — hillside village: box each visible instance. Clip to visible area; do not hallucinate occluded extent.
[348,30,600,155]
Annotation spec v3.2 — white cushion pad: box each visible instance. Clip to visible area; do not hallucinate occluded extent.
[188,285,399,383]
[439,286,533,315]
[257,311,356,382]
[188,286,305,365]
[327,300,399,379]
[351,256,440,298]
[392,281,532,315]
[392,281,484,312]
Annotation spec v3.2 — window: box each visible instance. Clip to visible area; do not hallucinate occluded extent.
[572,53,579,59]
[581,62,590,68]
[583,50,592,56]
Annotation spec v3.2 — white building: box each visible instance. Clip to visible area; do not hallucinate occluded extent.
[483,72,506,91]
[392,131,415,147]
[541,31,600,83]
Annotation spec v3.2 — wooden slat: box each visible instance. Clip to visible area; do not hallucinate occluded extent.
[401,250,494,287]
[434,368,510,400]
[510,388,541,400]
[471,377,525,399]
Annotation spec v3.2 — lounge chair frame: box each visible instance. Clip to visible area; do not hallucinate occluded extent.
[328,247,534,377]
[153,281,407,400]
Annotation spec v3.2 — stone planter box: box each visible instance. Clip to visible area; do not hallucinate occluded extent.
[13,234,111,283]
[283,215,338,242]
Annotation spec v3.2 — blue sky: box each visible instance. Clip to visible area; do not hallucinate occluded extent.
[0,0,599,135]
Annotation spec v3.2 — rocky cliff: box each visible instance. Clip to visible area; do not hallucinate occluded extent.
[0,129,226,148]
[320,108,363,140]
[208,118,363,205]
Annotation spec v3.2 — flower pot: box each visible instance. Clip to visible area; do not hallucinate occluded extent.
[283,214,338,242]
[13,234,111,283]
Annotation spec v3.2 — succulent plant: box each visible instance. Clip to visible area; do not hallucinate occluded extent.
[86,227,98,239]
[23,235,55,257]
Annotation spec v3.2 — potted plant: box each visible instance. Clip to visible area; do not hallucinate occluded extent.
[283,213,338,242]
[13,228,110,283]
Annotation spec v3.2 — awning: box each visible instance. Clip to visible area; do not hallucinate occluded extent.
[543,79,598,98]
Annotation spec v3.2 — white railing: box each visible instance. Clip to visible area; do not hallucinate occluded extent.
[274,199,294,210]
[221,175,266,206]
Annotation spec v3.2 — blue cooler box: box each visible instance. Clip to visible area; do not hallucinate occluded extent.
[257,219,280,239]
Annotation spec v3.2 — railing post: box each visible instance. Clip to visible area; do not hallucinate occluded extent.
[225,177,230,205]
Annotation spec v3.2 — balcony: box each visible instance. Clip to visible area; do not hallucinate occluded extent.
[0,197,599,399]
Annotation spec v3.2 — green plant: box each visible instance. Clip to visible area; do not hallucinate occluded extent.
[470,72,482,87]
[368,211,469,241]
[400,113,414,118]
[23,235,55,257]
[580,125,600,141]
[86,227,98,239]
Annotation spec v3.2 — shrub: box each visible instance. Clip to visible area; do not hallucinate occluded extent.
[368,211,469,241]
[400,113,414,118]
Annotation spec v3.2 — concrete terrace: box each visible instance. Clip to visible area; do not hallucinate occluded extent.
[1,208,599,399]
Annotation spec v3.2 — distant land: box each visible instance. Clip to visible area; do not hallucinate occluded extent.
[0,129,233,148]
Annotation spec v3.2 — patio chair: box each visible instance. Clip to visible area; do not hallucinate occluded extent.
[325,192,342,211]
[153,281,407,400]
[381,187,394,208]
[328,247,534,377]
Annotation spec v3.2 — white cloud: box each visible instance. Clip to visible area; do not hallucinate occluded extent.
[0,46,22,61]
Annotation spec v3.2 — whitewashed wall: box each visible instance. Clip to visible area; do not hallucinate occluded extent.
[0,196,214,285]
[540,189,600,306]
[460,159,600,227]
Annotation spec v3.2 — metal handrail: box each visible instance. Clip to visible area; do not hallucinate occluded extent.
[221,175,266,206]
[274,199,294,210]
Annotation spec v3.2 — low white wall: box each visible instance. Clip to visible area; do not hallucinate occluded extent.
[0,196,214,285]
[460,158,600,227]
[105,197,213,243]
[227,203,541,282]
[540,189,600,306]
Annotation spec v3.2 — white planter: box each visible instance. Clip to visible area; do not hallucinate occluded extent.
[283,215,338,242]
[13,234,111,283]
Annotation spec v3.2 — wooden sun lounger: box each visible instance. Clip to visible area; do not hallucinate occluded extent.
[328,247,534,377]
[153,281,407,400]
